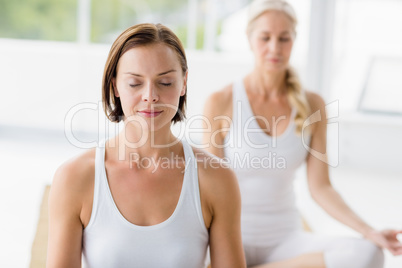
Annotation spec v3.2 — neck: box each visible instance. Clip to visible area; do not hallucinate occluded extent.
[250,67,287,97]
[112,121,181,161]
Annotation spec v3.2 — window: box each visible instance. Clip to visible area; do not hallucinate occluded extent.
[90,0,189,44]
[330,0,402,112]
[0,0,77,41]
[359,57,402,115]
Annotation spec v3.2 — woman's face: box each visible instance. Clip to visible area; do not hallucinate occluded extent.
[248,10,295,73]
[113,43,186,132]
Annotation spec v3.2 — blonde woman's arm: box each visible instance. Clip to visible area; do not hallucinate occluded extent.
[305,92,402,256]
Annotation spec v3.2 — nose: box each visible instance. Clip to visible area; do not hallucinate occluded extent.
[268,38,280,53]
[142,83,159,103]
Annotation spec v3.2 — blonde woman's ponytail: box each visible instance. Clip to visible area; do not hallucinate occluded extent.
[285,67,310,135]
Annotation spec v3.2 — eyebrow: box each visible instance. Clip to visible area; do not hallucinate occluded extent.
[260,31,291,35]
[124,69,177,77]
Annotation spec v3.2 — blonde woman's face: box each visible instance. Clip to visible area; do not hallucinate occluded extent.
[248,10,295,73]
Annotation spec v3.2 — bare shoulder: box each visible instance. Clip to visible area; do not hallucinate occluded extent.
[53,149,96,189]
[191,146,240,231]
[193,148,236,183]
[204,83,233,117]
[192,147,239,198]
[305,90,326,113]
[304,91,328,136]
[50,148,96,214]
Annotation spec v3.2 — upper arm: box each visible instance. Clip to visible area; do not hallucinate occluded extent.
[200,159,246,268]
[47,153,94,268]
[305,92,331,195]
[202,86,232,158]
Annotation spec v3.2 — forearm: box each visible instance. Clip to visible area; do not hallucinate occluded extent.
[311,185,374,237]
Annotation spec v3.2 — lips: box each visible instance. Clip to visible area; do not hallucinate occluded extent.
[138,109,163,118]
[268,58,280,63]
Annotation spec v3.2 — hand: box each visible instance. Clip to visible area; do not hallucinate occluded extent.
[365,229,402,256]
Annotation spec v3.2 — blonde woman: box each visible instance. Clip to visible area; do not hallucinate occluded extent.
[203,0,402,267]
[47,23,246,268]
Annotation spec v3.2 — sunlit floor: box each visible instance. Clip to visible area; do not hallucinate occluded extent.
[1,128,401,268]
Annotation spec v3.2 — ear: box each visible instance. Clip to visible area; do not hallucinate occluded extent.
[112,77,119,97]
[180,71,188,96]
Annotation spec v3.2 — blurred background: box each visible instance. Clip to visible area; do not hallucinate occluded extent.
[0,0,401,267]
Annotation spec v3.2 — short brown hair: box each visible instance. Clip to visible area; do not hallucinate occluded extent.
[102,23,187,123]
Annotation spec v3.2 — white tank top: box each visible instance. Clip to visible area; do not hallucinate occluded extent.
[223,79,311,247]
[82,140,209,268]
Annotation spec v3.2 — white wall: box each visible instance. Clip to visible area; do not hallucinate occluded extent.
[0,39,252,134]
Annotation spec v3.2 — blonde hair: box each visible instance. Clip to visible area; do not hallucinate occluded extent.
[285,68,310,134]
[247,0,297,36]
[247,0,310,134]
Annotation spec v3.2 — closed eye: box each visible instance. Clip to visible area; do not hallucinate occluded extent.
[160,83,172,87]
[129,84,141,88]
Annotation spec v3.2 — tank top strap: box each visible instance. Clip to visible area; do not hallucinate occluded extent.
[233,78,247,101]
[290,105,297,120]
[232,78,243,123]
[233,78,256,124]
[181,140,206,230]
[85,140,106,230]
[182,140,197,182]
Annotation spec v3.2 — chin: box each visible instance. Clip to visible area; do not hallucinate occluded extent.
[124,112,175,132]
[258,61,285,72]
[145,119,174,133]
[264,66,287,73]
